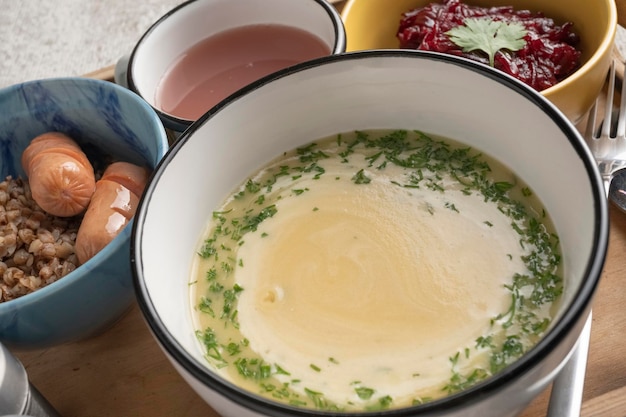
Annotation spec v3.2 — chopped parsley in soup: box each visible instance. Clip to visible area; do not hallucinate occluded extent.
[190,129,563,411]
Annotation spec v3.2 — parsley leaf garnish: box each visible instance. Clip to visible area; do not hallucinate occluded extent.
[446,18,527,67]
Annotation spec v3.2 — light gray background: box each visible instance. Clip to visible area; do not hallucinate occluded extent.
[0,0,181,87]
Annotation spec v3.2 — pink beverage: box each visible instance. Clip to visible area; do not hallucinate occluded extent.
[155,24,331,120]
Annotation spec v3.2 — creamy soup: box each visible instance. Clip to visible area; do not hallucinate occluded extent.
[190,130,562,411]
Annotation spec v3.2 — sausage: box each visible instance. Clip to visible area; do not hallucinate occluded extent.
[75,161,150,264]
[21,132,96,217]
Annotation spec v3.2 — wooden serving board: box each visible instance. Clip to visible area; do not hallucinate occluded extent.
[14,2,626,417]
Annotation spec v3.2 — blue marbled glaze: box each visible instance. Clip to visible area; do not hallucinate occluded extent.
[0,77,168,349]
[0,78,166,178]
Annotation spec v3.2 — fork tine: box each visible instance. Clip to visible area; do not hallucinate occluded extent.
[585,62,615,141]
[585,97,600,141]
[616,60,626,139]
[601,60,616,139]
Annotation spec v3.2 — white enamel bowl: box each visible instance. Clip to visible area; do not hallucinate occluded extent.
[132,51,609,416]
[127,0,346,134]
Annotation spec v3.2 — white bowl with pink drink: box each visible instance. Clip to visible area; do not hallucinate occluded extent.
[126,0,346,135]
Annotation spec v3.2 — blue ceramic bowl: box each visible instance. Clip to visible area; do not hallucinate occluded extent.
[0,77,168,350]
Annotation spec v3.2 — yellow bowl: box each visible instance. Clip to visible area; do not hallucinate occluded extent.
[341,0,617,124]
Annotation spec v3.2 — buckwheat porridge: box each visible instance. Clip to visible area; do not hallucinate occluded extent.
[0,176,81,302]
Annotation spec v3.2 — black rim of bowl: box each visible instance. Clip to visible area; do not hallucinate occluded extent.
[126,0,347,132]
[131,50,609,416]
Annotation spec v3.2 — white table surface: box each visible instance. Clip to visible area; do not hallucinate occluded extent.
[0,0,182,88]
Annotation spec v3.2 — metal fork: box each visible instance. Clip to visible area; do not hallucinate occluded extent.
[547,59,626,417]
[584,59,626,196]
